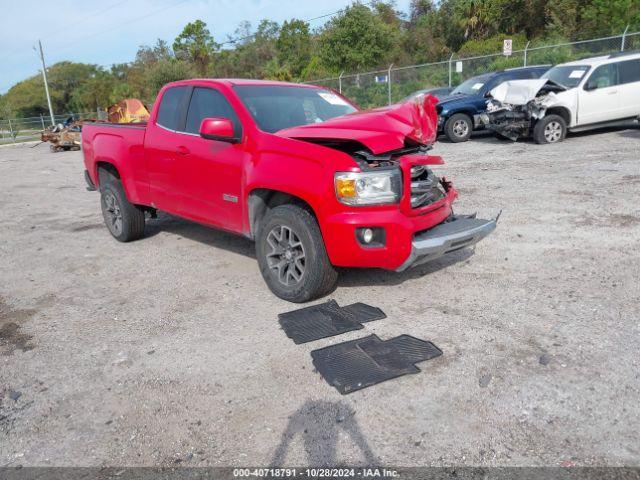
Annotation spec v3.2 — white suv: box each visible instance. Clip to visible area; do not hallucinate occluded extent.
[486,52,640,143]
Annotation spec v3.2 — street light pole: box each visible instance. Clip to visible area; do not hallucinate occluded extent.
[37,39,55,126]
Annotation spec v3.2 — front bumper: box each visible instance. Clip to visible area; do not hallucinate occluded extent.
[395,213,499,271]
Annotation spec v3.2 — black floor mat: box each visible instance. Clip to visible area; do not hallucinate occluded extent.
[278,300,386,344]
[311,334,442,394]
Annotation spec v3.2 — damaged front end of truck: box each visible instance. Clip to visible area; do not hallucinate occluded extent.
[480,79,568,141]
[277,93,499,272]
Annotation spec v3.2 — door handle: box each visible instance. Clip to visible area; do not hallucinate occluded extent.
[176,146,190,156]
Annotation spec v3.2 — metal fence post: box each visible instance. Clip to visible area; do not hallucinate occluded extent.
[40,114,45,130]
[387,63,394,106]
[338,71,344,94]
[8,119,14,143]
[448,53,454,87]
[524,41,530,66]
[621,25,630,51]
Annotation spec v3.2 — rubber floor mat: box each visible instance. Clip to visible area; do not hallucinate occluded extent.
[311,334,442,394]
[278,300,386,344]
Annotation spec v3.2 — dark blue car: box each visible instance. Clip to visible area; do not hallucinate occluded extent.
[437,66,550,142]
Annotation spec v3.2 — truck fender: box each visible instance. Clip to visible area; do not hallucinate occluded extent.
[245,154,331,238]
[91,133,143,203]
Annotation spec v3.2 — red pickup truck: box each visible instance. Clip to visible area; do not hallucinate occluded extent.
[82,79,497,302]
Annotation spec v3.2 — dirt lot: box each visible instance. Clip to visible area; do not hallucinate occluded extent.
[1,127,639,468]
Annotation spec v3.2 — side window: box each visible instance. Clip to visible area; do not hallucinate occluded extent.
[156,86,187,130]
[586,63,619,89]
[185,87,241,136]
[619,59,640,85]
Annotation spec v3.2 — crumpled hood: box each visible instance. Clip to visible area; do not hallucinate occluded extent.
[489,79,567,105]
[275,94,438,154]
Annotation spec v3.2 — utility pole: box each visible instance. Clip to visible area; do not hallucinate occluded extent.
[37,39,55,126]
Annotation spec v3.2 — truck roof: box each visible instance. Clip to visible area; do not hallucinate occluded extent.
[165,78,320,89]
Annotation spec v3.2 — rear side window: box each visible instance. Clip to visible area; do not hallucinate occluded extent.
[156,86,187,130]
[619,59,640,84]
[185,87,241,136]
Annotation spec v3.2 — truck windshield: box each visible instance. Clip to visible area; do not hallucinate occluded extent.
[542,65,590,88]
[234,85,357,133]
[451,74,492,96]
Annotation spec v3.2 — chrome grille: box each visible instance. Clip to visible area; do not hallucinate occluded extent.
[410,165,445,208]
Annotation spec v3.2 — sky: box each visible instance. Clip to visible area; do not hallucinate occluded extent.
[0,0,412,94]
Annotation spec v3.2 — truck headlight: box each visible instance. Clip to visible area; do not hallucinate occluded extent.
[334,170,401,206]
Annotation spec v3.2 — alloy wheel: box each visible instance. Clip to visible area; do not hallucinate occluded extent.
[265,225,306,286]
[102,191,123,236]
[544,121,563,143]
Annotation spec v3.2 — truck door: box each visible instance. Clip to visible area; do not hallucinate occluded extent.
[144,85,190,214]
[578,63,621,125]
[173,86,245,232]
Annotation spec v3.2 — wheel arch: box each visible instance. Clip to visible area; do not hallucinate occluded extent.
[446,110,474,122]
[545,107,571,126]
[96,161,121,186]
[247,188,318,240]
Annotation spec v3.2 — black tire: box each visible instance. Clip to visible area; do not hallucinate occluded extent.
[444,113,473,142]
[533,114,567,144]
[256,204,338,303]
[100,179,146,242]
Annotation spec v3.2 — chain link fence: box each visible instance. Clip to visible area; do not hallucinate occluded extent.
[2,29,638,142]
[0,111,98,145]
[309,28,640,108]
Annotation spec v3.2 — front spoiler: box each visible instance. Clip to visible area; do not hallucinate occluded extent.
[395,213,499,272]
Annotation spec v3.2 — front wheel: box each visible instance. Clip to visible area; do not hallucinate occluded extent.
[444,113,473,142]
[533,114,567,144]
[256,204,338,303]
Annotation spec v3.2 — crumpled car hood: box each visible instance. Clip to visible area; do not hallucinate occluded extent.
[489,79,567,105]
[275,95,438,154]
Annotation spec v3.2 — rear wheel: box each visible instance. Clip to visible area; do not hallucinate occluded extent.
[533,114,567,144]
[256,204,337,303]
[100,179,145,242]
[444,113,473,142]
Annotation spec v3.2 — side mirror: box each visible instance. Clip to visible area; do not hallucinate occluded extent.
[199,117,239,143]
[584,80,598,91]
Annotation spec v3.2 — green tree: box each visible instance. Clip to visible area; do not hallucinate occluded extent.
[409,0,436,23]
[173,20,218,75]
[147,60,196,98]
[136,39,173,65]
[70,70,117,111]
[319,3,397,72]
[217,20,280,79]
[404,0,449,64]
[2,62,99,117]
[276,19,312,78]
[582,0,640,36]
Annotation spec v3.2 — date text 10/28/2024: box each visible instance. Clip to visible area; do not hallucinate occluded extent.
[233,468,399,478]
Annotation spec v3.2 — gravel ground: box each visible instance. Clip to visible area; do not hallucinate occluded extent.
[1,127,639,468]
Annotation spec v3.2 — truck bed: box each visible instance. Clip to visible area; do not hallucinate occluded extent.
[82,122,149,205]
